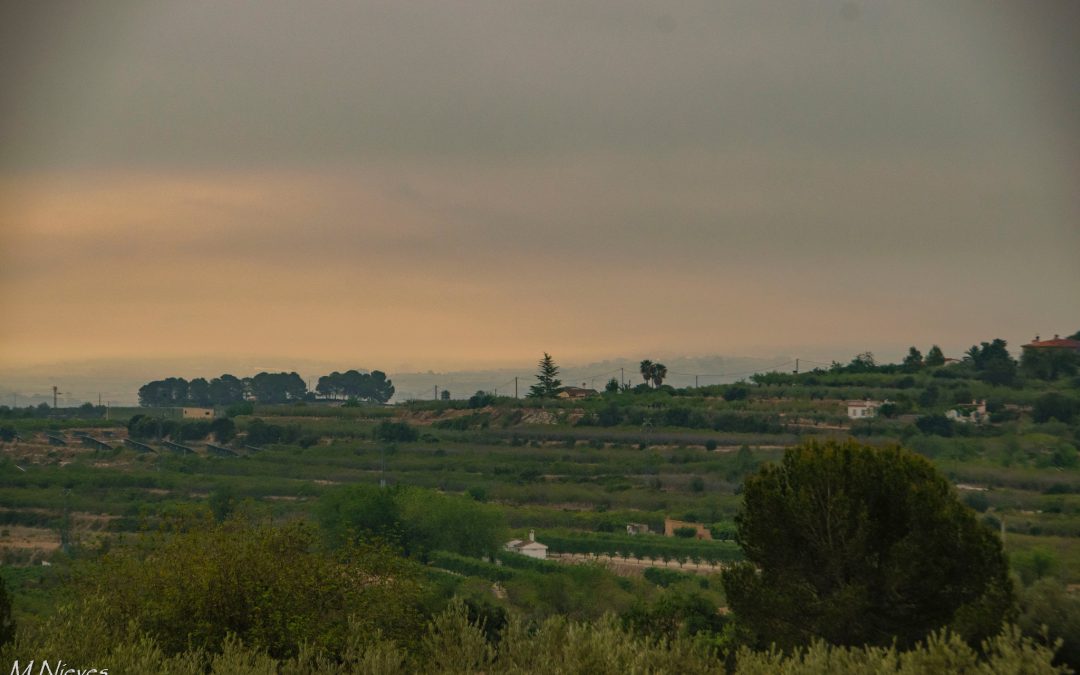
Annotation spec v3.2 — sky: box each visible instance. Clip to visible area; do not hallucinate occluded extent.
[1,1,1077,378]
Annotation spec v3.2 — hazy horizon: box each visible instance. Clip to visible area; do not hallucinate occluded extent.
[0,332,1064,407]
[2,2,1077,375]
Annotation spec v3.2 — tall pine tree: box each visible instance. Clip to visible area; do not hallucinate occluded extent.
[528,353,562,398]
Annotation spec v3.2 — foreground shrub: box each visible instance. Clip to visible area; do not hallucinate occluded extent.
[67,515,427,659]
[2,608,1064,674]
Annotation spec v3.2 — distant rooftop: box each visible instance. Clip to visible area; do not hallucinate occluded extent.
[1023,335,1080,350]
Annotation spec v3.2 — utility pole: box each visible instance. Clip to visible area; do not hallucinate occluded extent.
[620,368,624,388]
[434,385,438,400]
[695,375,699,389]
[794,358,799,375]
[53,385,59,409]
[514,377,518,399]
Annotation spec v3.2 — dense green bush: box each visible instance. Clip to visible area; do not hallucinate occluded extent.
[916,414,955,437]
[642,567,689,587]
[1017,577,1080,670]
[373,420,420,442]
[623,590,727,641]
[1034,393,1079,424]
[243,418,302,445]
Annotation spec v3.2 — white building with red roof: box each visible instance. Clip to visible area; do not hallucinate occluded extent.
[1023,335,1080,352]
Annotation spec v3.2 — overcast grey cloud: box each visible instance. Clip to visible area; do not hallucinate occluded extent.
[3,2,1077,166]
[0,1,1076,371]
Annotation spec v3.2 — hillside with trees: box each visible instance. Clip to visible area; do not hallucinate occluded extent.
[2,335,1080,670]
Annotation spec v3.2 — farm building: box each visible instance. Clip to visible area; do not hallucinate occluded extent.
[556,386,599,400]
[505,530,548,559]
[846,400,885,419]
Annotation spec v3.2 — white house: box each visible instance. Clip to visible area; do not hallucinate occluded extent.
[846,400,885,419]
[946,400,988,424]
[504,529,548,560]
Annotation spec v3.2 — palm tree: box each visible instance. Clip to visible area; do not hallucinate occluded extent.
[652,363,668,387]
[639,360,654,387]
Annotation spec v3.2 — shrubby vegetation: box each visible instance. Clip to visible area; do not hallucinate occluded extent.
[1017,578,1080,668]
[71,514,428,659]
[0,595,1066,673]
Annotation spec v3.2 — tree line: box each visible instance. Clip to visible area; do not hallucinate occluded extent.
[138,369,395,406]
[751,331,1080,387]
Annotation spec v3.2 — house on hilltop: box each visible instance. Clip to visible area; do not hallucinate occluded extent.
[1020,334,1080,380]
[1023,335,1080,353]
[556,385,599,400]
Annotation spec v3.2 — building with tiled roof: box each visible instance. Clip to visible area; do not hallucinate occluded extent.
[1023,335,1080,352]
[556,386,598,400]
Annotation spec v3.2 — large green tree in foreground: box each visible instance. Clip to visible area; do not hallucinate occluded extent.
[723,439,1014,651]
